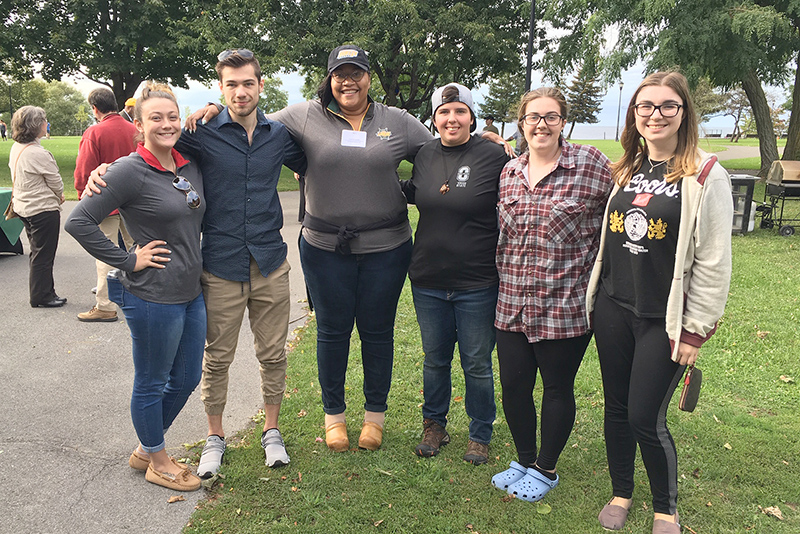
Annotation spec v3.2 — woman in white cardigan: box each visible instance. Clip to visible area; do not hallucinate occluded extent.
[585,72,732,534]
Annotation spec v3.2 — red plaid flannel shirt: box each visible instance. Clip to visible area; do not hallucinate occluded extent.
[495,141,612,342]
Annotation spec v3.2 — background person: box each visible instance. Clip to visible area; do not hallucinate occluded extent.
[121,97,136,122]
[401,83,508,465]
[66,83,206,492]
[74,87,137,322]
[490,88,612,503]
[9,106,66,308]
[1,119,7,141]
[587,71,732,534]
[482,115,499,135]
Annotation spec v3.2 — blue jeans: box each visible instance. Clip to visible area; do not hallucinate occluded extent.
[411,284,498,444]
[300,237,412,415]
[120,288,206,453]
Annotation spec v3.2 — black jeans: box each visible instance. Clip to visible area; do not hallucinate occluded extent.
[21,210,61,306]
[593,286,684,515]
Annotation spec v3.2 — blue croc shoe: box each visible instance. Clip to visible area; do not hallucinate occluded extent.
[507,468,559,502]
[491,461,528,491]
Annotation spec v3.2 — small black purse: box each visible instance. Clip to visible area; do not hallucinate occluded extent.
[678,365,702,412]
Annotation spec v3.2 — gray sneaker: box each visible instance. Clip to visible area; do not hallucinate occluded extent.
[197,435,226,479]
[262,428,290,468]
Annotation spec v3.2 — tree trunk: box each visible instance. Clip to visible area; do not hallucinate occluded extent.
[741,70,779,177]
[567,121,576,139]
[782,55,800,161]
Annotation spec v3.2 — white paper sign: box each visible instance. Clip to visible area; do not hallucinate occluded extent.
[341,130,367,148]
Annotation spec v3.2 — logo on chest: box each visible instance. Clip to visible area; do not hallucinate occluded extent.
[375,128,392,141]
[456,166,471,187]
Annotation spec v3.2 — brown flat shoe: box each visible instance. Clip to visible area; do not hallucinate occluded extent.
[129,448,150,471]
[325,422,349,452]
[145,463,200,491]
[652,513,681,534]
[598,500,631,530]
[358,421,383,451]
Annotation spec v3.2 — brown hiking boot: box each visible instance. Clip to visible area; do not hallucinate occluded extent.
[463,440,489,465]
[77,306,118,322]
[415,419,450,457]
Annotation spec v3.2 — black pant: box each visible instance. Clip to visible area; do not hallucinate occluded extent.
[593,287,684,515]
[21,210,61,306]
[496,330,592,471]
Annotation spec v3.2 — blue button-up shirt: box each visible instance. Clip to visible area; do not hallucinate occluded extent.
[177,108,306,282]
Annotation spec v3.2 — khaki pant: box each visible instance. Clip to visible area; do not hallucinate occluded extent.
[200,257,290,415]
[96,215,133,311]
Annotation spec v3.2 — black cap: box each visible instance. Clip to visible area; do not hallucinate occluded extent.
[327,45,370,73]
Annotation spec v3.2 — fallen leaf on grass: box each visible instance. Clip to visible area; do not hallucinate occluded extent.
[376,469,393,476]
[779,375,794,383]
[236,508,241,515]
[315,437,324,442]
[501,494,515,502]
[706,502,713,507]
[291,486,298,492]
[536,502,552,514]
[200,473,224,490]
[783,460,790,466]
[297,409,307,417]
[723,443,732,450]
[259,477,270,482]
[692,468,701,479]
[713,414,721,424]
[785,502,798,511]
[756,330,770,339]
[167,495,185,503]
[453,396,464,402]
[373,519,384,527]
[759,505,784,520]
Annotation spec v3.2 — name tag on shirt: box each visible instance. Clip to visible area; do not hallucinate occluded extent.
[341,130,367,148]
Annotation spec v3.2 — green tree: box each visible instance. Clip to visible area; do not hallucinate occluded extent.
[259,77,289,114]
[480,72,525,137]
[43,80,85,135]
[692,77,727,125]
[723,87,750,142]
[75,104,90,135]
[11,0,217,109]
[538,0,800,174]
[564,63,603,139]
[273,0,528,121]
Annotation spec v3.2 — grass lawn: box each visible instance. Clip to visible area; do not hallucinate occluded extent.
[182,197,800,534]
[0,136,300,200]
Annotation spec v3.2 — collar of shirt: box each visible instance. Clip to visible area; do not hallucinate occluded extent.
[135,143,190,171]
[213,106,272,133]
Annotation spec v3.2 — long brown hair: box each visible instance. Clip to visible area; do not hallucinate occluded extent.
[611,71,699,185]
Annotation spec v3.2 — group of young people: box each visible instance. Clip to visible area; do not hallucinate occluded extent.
[7,43,731,533]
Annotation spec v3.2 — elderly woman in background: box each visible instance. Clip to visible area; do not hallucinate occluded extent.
[9,106,66,308]
[491,88,612,502]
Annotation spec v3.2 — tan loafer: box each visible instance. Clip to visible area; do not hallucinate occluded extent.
[129,448,150,471]
[145,463,201,491]
[325,422,349,452]
[358,421,383,451]
[598,500,631,530]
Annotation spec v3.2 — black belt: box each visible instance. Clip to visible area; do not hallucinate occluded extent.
[302,210,408,255]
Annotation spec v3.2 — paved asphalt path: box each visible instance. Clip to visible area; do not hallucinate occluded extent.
[0,191,309,534]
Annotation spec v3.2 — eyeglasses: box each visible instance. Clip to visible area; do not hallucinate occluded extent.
[331,69,366,83]
[522,113,564,126]
[634,103,682,118]
[173,176,201,209]
[217,49,254,61]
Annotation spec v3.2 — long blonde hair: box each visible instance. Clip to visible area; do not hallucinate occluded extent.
[611,72,699,185]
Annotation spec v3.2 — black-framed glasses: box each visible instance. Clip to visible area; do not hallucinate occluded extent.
[331,69,366,83]
[217,49,254,61]
[522,113,564,126]
[173,176,201,209]
[634,103,683,118]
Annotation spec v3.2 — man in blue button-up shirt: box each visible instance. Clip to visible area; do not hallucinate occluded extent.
[177,50,306,476]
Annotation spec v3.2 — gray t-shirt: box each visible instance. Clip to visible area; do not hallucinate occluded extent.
[65,149,205,304]
[270,99,432,254]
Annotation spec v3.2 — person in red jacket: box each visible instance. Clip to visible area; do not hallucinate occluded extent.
[74,87,138,322]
